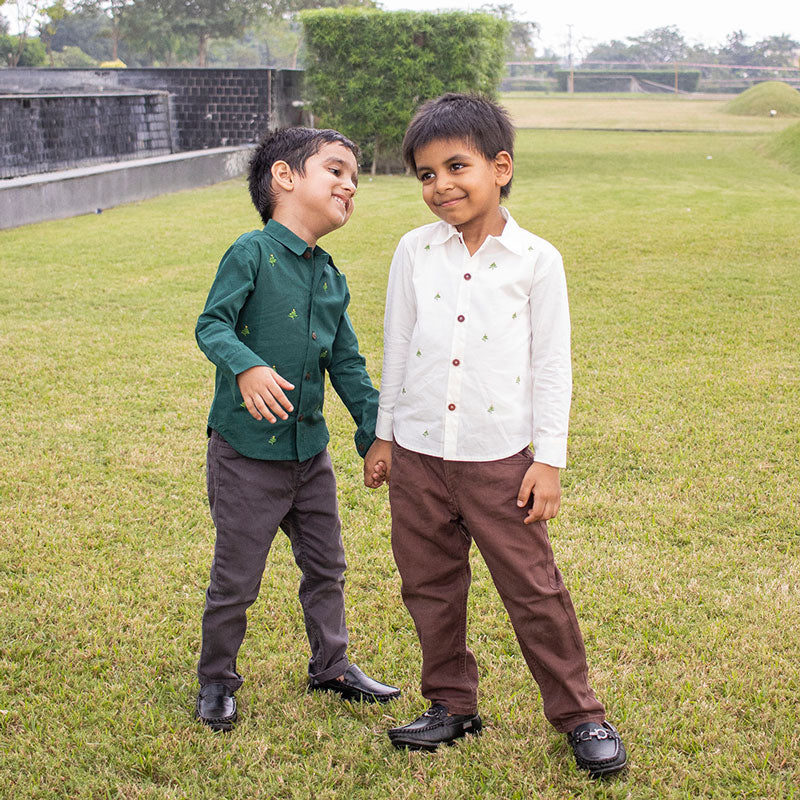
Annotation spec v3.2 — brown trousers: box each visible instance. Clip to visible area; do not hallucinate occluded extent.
[389,442,606,732]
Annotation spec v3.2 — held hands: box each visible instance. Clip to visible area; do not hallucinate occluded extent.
[517,462,561,523]
[236,365,295,423]
[364,438,392,489]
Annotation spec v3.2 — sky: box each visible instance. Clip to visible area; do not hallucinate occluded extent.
[378,0,800,60]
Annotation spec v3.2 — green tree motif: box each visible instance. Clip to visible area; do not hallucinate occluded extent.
[268,435,277,445]
[288,308,298,319]
[489,262,498,269]
[269,253,277,266]
[240,324,250,336]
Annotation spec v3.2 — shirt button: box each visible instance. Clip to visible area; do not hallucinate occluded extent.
[452,359,460,366]
[298,414,304,421]
[305,372,311,380]
[457,315,465,322]
[464,273,471,280]
[448,403,456,411]
[303,250,312,260]
[311,331,317,340]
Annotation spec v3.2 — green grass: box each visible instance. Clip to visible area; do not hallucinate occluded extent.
[766,120,800,172]
[2,115,799,799]
[723,81,800,118]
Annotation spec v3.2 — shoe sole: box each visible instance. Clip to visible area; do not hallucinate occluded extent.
[195,701,237,733]
[309,685,400,704]
[388,716,483,751]
[581,754,628,779]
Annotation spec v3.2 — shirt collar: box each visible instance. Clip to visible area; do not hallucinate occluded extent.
[426,206,528,257]
[264,218,336,269]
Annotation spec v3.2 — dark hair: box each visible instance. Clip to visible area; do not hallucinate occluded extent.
[402,93,515,198]
[248,127,360,223]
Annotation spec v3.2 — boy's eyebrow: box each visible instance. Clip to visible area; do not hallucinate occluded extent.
[415,153,474,175]
[323,156,359,187]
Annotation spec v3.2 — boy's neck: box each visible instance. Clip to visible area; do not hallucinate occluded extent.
[271,208,318,249]
[457,206,506,256]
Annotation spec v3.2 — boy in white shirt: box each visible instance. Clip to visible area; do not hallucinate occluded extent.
[364,93,627,778]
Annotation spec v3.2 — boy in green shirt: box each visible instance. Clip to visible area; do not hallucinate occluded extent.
[194,127,399,731]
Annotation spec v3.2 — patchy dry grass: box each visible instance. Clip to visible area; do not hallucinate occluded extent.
[1,116,799,799]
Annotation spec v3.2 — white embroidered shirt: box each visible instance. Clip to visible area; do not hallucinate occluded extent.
[376,208,572,466]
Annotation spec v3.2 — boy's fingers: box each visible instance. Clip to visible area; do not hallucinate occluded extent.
[517,475,534,507]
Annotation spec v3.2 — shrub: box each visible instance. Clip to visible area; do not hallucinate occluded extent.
[0,34,47,67]
[52,45,99,67]
[301,8,509,172]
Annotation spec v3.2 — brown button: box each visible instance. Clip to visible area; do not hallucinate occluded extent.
[448,403,456,411]
[311,331,317,340]
[303,250,312,259]
[305,372,311,380]
[298,414,304,421]
[464,273,471,280]
[452,359,460,366]
[457,315,465,322]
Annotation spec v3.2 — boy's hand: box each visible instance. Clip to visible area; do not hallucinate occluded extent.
[364,438,392,488]
[236,365,295,423]
[517,462,561,523]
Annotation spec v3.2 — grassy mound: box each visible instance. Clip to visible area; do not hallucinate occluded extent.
[724,80,800,117]
[766,119,800,171]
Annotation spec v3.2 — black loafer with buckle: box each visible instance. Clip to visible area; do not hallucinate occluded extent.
[309,664,401,703]
[388,703,482,751]
[196,683,237,732]
[567,721,627,778]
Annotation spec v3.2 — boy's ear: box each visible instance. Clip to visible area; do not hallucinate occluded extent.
[271,160,295,192]
[494,150,513,188]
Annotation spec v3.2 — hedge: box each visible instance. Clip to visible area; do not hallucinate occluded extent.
[555,70,701,93]
[301,9,509,172]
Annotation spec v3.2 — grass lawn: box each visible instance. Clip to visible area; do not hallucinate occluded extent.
[1,107,799,798]
[501,91,799,133]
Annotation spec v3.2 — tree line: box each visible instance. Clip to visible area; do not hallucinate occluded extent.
[1,1,797,71]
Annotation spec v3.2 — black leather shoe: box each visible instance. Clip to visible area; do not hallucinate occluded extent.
[195,683,237,732]
[388,704,482,751]
[308,664,401,703]
[567,721,627,778]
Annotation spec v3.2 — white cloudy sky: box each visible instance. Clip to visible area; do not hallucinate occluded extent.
[379,0,800,59]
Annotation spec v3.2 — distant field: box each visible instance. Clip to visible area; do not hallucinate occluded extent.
[501,92,799,132]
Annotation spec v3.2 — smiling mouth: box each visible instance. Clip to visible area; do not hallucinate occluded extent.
[436,196,466,208]
[333,195,349,211]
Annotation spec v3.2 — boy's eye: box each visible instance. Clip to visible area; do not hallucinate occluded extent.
[330,168,340,175]
[419,171,434,182]
[450,162,465,172]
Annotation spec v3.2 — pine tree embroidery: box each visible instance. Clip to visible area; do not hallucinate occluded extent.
[482,334,488,342]
[416,349,422,357]
[288,308,298,320]
[268,435,277,445]
[323,281,328,292]
[402,388,407,394]
[512,312,517,320]
[269,253,277,266]
[240,401,246,408]
[528,246,534,251]
[434,293,441,300]
[424,244,431,250]
[488,405,495,413]
[320,350,328,359]
[516,376,521,385]
[489,262,498,270]
[240,324,250,336]
[422,430,429,437]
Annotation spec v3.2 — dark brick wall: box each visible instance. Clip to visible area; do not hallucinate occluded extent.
[1,92,173,179]
[0,68,304,153]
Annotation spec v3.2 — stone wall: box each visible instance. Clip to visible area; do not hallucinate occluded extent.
[0,68,304,179]
[1,91,173,179]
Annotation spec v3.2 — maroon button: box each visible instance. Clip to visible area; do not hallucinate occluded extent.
[305,372,311,380]
[311,331,317,340]
[457,314,465,322]
[298,414,304,421]
[448,403,456,411]
[464,273,471,280]
[303,250,312,260]
[452,359,460,366]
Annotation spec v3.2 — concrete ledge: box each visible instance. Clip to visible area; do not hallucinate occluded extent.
[0,146,252,230]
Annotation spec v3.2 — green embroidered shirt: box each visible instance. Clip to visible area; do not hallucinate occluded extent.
[196,219,378,461]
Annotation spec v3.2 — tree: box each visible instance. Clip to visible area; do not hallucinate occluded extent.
[1,0,45,65]
[626,25,689,63]
[37,0,67,64]
[480,3,539,61]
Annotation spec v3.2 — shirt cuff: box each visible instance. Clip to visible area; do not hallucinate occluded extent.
[375,409,394,441]
[532,436,567,469]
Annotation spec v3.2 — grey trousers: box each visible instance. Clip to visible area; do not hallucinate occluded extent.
[197,430,349,689]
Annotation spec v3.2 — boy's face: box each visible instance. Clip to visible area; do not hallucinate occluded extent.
[413,138,511,232]
[281,142,359,242]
